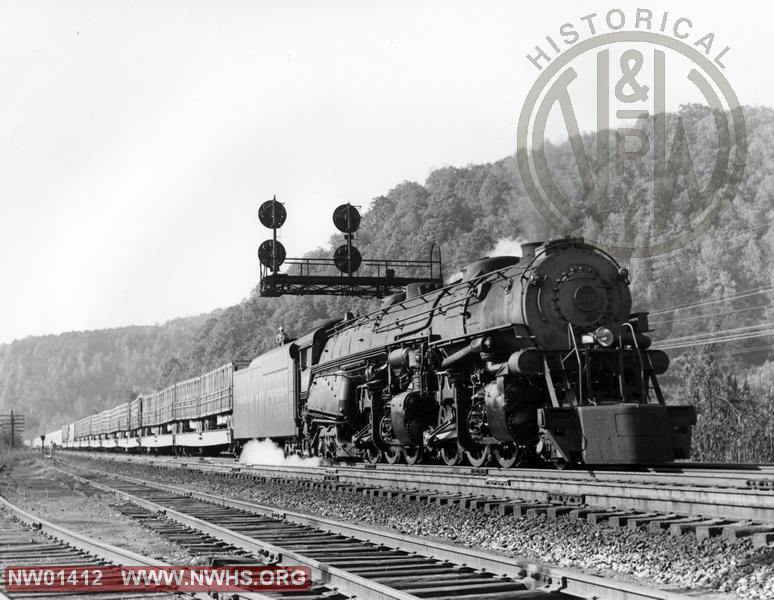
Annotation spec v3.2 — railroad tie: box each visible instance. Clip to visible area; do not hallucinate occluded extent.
[585,510,637,525]
[669,517,732,536]
[721,523,774,542]
[647,516,708,533]
[545,505,577,518]
[499,501,552,517]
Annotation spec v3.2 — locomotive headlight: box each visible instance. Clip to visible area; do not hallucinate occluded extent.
[594,327,615,347]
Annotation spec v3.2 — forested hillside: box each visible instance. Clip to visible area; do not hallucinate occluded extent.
[0,317,210,436]
[3,104,774,456]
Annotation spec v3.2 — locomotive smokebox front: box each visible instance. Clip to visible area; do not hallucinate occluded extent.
[518,240,633,348]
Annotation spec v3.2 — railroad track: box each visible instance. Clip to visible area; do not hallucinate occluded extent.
[67,450,774,486]
[112,502,348,600]
[0,461,334,600]
[68,451,774,546]
[67,451,774,492]
[55,458,695,600]
[0,493,204,600]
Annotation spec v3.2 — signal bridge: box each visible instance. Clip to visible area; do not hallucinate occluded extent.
[257,197,442,298]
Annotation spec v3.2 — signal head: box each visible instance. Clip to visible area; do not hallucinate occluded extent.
[332,204,361,233]
[258,239,286,269]
[333,244,362,273]
[258,198,287,229]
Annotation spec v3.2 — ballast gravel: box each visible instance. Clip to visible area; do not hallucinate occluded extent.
[69,456,774,600]
[0,455,191,564]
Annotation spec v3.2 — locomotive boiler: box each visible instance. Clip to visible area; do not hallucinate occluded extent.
[303,237,695,467]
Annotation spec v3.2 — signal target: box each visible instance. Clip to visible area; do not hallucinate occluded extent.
[258,199,287,229]
[333,244,362,273]
[258,239,286,269]
[332,204,360,233]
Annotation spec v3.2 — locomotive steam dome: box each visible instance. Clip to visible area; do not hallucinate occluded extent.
[521,239,632,348]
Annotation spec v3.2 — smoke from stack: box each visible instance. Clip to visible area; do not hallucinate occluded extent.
[491,237,528,257]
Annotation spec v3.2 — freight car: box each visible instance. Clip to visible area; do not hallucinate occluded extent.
[62,362,247,454]
[61,238,696,467]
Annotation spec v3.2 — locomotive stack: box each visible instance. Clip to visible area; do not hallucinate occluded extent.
[54,237,697,468]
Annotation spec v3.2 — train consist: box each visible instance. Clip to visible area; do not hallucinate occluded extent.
[56,238,696,467]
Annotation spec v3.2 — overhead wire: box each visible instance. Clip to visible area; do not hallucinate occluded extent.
[632,219,774,357]
[704,343,774,358]
[658,328,774,350]
[649,302,772,326]
[657,322,774,344]
[647,285,774,316]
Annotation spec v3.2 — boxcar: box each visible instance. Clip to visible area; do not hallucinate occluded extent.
[141,391,163,428]
[108,402,130,434]
[129,396,142,432]
[201,362,247,419]
[174,375,202,421]
[94,410,109,437]
[233,345,297,440]
[74,416,90,440]
[160,385,175,425]
[44,429,62,447]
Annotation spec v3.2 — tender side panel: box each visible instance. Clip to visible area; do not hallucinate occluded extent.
[233,345,296,440]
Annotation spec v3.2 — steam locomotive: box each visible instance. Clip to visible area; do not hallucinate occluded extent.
[59,238,696,468]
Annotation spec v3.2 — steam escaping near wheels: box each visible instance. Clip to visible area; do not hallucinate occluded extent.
[238,439,322,467]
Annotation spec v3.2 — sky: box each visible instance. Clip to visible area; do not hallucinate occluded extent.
[0,0,772,344]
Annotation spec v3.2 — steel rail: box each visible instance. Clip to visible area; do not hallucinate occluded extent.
[69,450,774,484]
[72,451,774,524]
[0,494,169,568]
[54,466,429,600]
[0,493,265,600]
[57,460,696,600]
